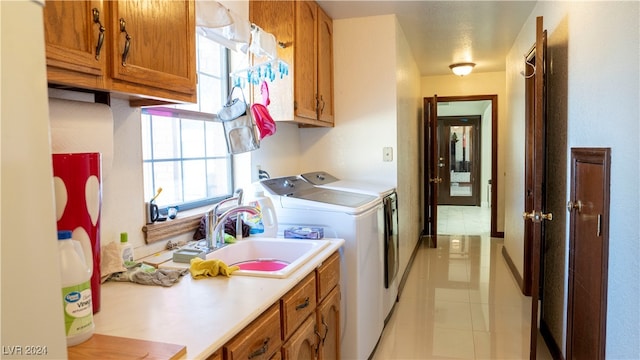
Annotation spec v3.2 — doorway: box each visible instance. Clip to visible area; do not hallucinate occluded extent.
[422,95,500,240]
[438,115,481,206]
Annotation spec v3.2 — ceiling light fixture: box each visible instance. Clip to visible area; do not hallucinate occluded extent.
[449,62,476,77]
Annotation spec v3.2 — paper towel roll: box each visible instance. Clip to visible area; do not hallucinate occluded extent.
[49,98,114,177]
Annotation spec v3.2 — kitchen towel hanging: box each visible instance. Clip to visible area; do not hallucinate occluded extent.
[49,98,114,178]
[217,86,260,154]
[249,25,277,60]
[251,81,276,140]
[195,0,251,53]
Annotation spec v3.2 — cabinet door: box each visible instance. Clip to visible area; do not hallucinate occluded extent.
[294,1,318,120]
[249,1,295,120]
[108,0,196,99]
[282,316,318,360]
[316,6,334,125]
[317,287,340,360]
[43,0,106,89]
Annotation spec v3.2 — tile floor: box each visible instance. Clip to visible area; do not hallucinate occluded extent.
[371,206,552,359]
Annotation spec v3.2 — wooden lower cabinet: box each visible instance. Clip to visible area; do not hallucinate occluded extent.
[223,304,282,360]
[316,287,340,360]
[282,315,318,360]
[205,349,222,360]
[219,251,341,360]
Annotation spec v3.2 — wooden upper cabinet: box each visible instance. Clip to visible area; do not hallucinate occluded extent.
[108,0,196,102]
[250,1,334,127]
[43,0,196,105]
[316,6,334,124]
[43,0,107,89]
[294,1,318,121]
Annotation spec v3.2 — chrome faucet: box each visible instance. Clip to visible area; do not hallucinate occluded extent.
[205,205,259,251]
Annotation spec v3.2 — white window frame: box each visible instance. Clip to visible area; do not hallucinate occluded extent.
[141,34,233,213]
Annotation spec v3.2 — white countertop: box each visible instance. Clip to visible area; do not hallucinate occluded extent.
[92,238,344,359]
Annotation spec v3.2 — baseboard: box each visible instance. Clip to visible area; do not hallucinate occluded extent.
[540,318,564,360]
[398,235,424,299]
[501,246,524,294]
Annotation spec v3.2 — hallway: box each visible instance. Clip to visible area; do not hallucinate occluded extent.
[372,206,552,359]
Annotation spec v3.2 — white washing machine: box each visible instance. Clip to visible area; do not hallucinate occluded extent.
[300,171,399,321]
[260,176,384,360]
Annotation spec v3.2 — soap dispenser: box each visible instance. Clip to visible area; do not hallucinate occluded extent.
[119,232,134,266]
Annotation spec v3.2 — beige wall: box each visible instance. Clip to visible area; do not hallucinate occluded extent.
[421,72,507,232]
[299,14,422,279]
[394,17,423,280]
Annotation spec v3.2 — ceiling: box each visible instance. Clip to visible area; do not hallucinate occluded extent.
[316,1,537,76]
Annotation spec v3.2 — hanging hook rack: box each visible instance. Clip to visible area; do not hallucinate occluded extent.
[230,58,290,88]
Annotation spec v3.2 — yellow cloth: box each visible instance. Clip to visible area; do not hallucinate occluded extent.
[189,258,239,279]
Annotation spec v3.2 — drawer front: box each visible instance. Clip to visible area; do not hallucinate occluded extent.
[281,272,317,340]
[224,304,282,360]
[316,251,340,302]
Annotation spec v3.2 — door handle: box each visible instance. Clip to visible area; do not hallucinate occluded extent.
[429,178,443,184]
[567,200,583,213]
[522,210,553,222]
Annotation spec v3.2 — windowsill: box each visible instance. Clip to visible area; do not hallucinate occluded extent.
[141,207,207,244]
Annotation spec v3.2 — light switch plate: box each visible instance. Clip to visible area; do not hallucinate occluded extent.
[383,147,393,162]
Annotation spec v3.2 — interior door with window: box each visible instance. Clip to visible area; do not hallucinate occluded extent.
[438,116,481,206]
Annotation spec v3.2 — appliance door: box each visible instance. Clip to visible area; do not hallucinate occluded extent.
[384,192,399,288]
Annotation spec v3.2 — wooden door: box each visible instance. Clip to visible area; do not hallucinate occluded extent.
[294,1,318,120]
[566,148,610,359]
[524,16,549,360]
[317,288,340,360]
[317,6,334,124]
[423,96,440,246]
[282,316,317,360]
[438,116,481,206]
[108,0,196,96]
[43,0,106,89]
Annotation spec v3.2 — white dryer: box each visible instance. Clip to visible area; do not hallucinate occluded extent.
[300,171,399,321]
[260,176,384,360]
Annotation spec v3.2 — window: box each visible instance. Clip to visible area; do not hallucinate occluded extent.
[141,35,232,211]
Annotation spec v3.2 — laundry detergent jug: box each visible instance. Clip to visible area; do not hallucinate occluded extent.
[244,184,277,237]
[58,230,94,346]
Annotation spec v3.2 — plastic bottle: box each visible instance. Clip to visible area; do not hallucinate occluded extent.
[119,232,134,266]
[244,184,278,237]
[58,230,94,346]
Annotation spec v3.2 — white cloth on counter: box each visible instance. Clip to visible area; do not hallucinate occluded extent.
[249,26,278,60]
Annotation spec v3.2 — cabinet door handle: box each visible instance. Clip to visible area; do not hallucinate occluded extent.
[314,325,322,356]
[321,315,329,344]
[319,95,326,115]
[295,297,310,310]
[119,18,132,66]
[248,337,270,359]
[92,8,105,60]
